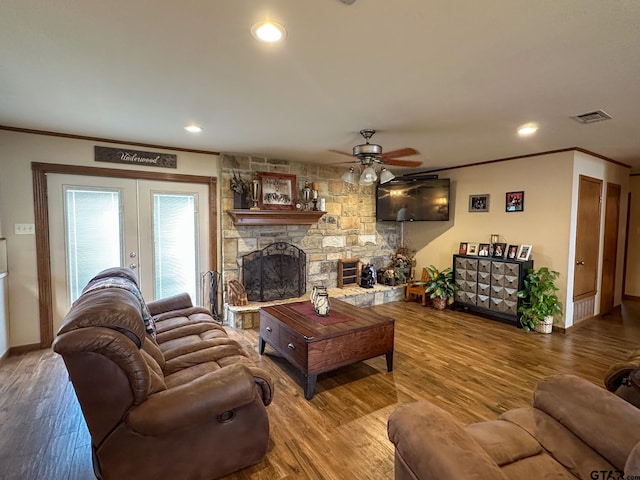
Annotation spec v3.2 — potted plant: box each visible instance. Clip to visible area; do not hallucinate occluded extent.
[517,267,562,333]
[425,265,458,310]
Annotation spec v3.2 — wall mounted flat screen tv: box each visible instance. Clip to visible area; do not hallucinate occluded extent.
[376,177,450,222]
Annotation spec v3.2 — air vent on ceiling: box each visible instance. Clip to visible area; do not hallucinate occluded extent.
[571,109,612,124]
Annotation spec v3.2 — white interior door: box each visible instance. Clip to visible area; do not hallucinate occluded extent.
[48,174,209,333]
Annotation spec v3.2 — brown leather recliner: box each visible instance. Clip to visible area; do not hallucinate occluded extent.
[53,268,273,480]
[388,374,640,479]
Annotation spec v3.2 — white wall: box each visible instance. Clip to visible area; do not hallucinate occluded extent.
[0,130,219,348]
[626,176,640,296]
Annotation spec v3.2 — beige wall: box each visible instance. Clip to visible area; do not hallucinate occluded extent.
[626,176,640,296]
[405,150,630,329]
[0,130,219,348]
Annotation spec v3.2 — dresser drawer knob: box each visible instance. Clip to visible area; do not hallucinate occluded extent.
[287,343,295,350]
[266,326,272,332]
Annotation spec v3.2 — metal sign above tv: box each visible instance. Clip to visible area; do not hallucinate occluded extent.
[376,177,450,222]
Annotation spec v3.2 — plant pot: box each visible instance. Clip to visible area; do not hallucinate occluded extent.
[534,315,554,334]
[432,296,448,310]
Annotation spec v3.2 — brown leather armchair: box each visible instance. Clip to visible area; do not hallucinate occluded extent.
[53,269,273,480]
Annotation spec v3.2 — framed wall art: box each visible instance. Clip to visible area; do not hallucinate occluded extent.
[257,172,297,210]
[506,191,524,212]
[469,194,490,212]
[517,244,532,261]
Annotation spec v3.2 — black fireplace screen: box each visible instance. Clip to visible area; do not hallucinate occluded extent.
[242,242,306,302]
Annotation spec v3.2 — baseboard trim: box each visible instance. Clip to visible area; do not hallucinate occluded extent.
[8,343,43,356]
[623,294,640,301]
[0,349,9,363]
[556,314,600,334]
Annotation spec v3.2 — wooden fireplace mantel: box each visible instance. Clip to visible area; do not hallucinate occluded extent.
[227,209,326,226]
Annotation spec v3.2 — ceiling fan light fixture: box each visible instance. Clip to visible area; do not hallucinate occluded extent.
[341,167,357,184]
[379,167,395,184]
[359,166,377,185]
[251,21,286,43]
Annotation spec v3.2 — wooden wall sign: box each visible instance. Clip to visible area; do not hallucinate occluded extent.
[94,146,177,168]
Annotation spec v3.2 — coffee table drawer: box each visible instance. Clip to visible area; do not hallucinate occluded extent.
[277,324,308,371]
[260,314,281,344]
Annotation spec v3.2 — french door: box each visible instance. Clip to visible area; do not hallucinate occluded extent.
[48,174,209,333]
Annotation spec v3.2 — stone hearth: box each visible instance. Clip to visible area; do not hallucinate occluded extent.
[225,283,405,329]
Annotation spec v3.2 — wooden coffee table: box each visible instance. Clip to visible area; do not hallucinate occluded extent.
[258,299,394,399]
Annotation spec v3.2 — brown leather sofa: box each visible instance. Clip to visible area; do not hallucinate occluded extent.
[53,267,273,480]
[388,374,640,479]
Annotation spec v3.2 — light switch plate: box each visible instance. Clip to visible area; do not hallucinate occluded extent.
[15,223,35,235]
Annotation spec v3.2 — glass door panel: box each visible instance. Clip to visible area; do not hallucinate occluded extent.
[152,192,198,301]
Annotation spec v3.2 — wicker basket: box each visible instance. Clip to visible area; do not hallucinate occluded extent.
[534,316,554,334]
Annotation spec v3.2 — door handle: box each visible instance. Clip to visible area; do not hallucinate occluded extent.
[129,252,137,258]
[576,261,585,265]
[129,263,137,270]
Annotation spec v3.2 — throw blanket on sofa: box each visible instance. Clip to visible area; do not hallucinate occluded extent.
[83,276,156,338]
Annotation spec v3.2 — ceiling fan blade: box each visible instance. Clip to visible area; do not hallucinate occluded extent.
[329,149,354,157]
[381,147,419,159]
[329,160,358,165]
[384,158,423,168]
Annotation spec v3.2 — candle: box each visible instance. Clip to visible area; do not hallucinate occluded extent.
[319,198,326,211]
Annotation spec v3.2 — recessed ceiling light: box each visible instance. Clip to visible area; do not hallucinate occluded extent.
[517,124,538,136]
[184,125,203,133]
[251,21,286,43]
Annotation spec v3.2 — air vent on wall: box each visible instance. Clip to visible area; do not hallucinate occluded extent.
[571,109,612,124]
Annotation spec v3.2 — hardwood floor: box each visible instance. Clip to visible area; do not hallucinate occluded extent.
[2,300,640,480]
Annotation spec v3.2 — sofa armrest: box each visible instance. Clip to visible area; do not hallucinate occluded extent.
[387,401,508,480]
[125,363,257,435]
[147,293,193,316]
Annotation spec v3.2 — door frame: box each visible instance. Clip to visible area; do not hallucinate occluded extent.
[32,162,218,348]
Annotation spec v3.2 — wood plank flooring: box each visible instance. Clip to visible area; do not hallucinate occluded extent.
[1,300,640,480]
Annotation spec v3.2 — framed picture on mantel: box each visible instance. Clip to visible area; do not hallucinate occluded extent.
[258,172,297,210]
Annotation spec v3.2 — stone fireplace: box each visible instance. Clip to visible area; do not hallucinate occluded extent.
[220,154,404,328]
[242,242,306,302]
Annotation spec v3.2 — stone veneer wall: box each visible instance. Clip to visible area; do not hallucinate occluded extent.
[220,154,402,319]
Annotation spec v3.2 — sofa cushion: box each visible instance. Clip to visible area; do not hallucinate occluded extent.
[58,288,146,347]
[164,343,249,376]
[83,274,156,338]
[500,407,615,479]
[140,349,167,394]
[500,452,577,479]
[142,335,165,368]
[464,419,541,466]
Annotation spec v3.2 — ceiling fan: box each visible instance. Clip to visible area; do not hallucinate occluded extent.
[330,129,422,168]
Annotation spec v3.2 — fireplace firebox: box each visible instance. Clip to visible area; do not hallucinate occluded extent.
[242,242,306,302]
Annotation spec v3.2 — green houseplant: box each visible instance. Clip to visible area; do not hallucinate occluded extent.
[517,267,562,333]
[425,265,458,310]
